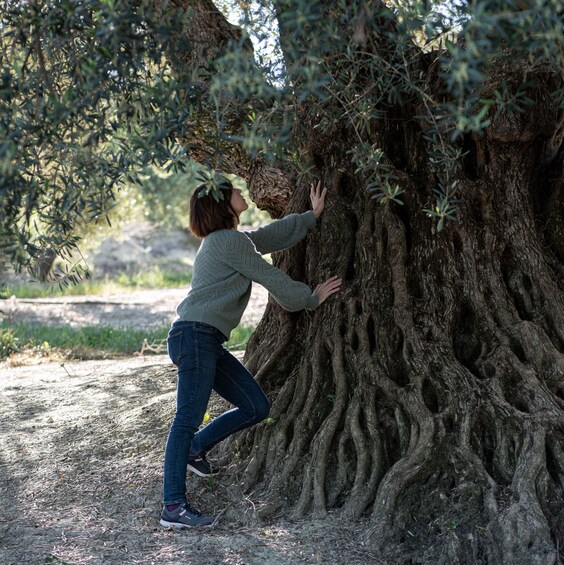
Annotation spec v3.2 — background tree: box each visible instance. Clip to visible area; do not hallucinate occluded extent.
[0,0,192,281]
[1,1,563,563]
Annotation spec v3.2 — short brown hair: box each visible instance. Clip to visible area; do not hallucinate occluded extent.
[189,180,238,238]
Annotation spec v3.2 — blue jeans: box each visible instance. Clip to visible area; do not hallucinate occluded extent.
[163,321,270,505]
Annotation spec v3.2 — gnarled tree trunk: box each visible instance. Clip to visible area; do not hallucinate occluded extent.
[233,87,564,563]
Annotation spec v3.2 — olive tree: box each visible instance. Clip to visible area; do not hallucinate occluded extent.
[1,1,562,562]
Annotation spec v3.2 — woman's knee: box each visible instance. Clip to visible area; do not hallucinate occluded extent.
[252,396,270,423]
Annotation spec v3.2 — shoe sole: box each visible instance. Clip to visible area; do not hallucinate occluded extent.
[186,463,219,478]
[160,518,213,529]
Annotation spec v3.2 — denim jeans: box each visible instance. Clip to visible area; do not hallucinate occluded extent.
[163,320,270,505]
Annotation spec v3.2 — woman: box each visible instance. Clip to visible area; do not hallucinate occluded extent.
[160,177,342,528]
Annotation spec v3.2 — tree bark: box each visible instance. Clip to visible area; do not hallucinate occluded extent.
[152,0,295,216]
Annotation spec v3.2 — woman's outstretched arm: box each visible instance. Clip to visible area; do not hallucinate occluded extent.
[245,211,316,255]
[219,230,319,311]
[244,181,328,254]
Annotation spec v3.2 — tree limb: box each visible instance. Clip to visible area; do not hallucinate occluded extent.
[152,0,295,216]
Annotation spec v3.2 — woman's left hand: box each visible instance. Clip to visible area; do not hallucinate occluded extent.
[310,181,328,218]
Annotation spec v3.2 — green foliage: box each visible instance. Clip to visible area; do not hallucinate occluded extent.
[1,0,562,268]
[423,187,462,233]
[209,0,562,231]
[0,327,18,357]
[193,169,232,202]
[0,0,192,273]
[350,143,404,206]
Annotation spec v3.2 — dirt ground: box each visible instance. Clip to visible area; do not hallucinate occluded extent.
[0,354,381,565]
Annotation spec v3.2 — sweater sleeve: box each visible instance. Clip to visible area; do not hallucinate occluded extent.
[244,211,317,255]
[218,231,319,311]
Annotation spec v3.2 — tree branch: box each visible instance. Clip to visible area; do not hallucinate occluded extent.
[152,0,295,216]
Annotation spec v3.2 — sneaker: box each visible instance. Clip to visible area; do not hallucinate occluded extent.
[160,502,214,528]
[187,454,221,477]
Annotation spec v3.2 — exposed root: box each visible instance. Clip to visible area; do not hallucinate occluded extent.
[311,331,348,516]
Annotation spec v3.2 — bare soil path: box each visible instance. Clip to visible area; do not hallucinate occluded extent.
[0,355,379,565]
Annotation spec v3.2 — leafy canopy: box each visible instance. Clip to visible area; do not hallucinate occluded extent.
[0,0,190,279]
[1,0,562,277]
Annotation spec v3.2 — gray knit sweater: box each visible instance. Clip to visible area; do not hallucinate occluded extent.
[175,211,319,338]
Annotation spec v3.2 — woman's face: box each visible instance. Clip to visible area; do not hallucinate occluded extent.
[230,187,249,217]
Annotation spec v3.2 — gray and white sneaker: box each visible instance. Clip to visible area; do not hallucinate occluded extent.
[160,502,214,528]
[187,454,221,477]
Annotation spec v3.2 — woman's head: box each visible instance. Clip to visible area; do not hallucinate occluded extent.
[189,177,248,238]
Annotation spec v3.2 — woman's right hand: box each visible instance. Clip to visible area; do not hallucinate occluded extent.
[313,275,343,305]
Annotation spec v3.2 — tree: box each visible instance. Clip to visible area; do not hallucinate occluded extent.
[169,1,563,562]
[0,0,192,281]
[1,1,563,562]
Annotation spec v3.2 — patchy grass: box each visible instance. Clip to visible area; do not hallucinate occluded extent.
[0,321,169,357]
[0,322,254,361]
[225,326,254,351]
[0,327,18,358]
[0,266,192,299]
[114,267,192,289]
